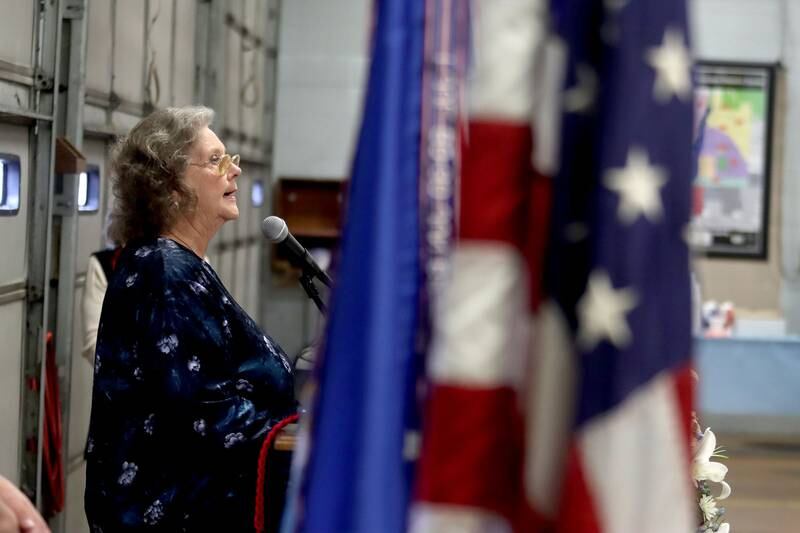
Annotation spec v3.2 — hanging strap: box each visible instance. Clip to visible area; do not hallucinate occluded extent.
[254,413,299,533]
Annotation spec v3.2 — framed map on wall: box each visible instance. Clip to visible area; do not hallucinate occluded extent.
[690,61,776,259]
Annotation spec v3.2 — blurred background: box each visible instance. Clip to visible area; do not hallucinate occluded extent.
[0,0,797,531]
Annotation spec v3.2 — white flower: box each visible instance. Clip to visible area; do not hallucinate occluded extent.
[698,494,718,522]
[193,419,207,436]
[143,499,164,524]
[117,461,138,486]
[717,480,732,500]
[187,356,201,372]
[693,428,728,483]
[223,432,245,448]
[157,334,179,354]
[143,413,155,435]
[717,523,730,533]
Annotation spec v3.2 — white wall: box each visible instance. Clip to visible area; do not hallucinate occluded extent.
[273,0,371,179]
[267,0,371,357]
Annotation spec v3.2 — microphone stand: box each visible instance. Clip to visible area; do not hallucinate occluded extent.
[298,268,328,315]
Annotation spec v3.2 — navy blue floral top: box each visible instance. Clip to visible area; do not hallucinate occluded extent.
[85,237,295,532]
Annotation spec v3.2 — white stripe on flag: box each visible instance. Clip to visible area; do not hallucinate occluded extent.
[578,371,695,533]
[468,0,548,120]
[409,503,512,533]
[428,243,530,387]
[524,301,577,516]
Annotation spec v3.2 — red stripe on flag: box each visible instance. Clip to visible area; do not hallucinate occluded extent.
[672,363,696,460]
[415,384,525,521]
[553,445,603,533]
[459,121,533,249]
[523,167,552,311]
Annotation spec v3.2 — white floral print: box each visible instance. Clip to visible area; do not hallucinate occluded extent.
[187,356,200,372]
[143,499,165,525]
[157,334,179,354]
[189,281,208,295]
[223,432,245,448]
[118,461,138,486]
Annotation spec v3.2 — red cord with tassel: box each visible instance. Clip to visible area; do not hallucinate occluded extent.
[254,413,299,533]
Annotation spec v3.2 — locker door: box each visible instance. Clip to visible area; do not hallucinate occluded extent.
[0,126,32,485]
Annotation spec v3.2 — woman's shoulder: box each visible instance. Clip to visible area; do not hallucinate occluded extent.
[126,237,203,271]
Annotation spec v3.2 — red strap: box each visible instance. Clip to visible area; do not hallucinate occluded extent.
[254,413,299,533]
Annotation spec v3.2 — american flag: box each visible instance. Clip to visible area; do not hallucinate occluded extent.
[412,0,697,532]
[286,0,698,531]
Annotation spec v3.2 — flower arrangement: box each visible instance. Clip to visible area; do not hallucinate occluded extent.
[692,416,732,533]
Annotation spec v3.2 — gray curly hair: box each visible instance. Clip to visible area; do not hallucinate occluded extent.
[107,106,215,245]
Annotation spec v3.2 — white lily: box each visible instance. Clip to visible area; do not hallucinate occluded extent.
[693,428,728,483]
[716,480,732,500]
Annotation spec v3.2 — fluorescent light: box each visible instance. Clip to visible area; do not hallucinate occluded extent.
[0,161,5,205]
[78,172,88,207]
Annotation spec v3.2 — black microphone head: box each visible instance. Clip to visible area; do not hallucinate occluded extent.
[262,216,289,243]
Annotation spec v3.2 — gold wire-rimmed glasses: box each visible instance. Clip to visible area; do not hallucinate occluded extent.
[189,153,240,176]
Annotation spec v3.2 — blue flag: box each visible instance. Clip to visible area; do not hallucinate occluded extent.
[287,1,425,532]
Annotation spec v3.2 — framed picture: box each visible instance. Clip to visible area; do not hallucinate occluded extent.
[690,61,776,259]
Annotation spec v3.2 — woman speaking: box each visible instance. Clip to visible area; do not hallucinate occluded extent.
[85,107,295,531]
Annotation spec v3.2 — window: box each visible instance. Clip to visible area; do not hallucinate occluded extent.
[0,154,21,216]
[78,164,100,213]
[251,179,265,207]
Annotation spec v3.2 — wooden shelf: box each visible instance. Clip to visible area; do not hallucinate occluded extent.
[271,177,346,274]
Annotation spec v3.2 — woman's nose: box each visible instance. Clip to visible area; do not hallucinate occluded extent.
[229,163,241,179]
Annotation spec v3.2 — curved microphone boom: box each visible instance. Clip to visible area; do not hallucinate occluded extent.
[261,216,333,287]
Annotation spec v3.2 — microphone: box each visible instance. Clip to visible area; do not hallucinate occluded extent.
[261,216,333,287]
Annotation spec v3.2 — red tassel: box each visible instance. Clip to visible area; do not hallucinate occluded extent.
[42,332,65,518]
[254,413,299,533]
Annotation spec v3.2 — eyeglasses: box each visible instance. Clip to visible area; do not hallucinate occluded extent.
[189,153,240,176]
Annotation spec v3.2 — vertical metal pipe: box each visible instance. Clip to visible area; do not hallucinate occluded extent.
[169,0,177,105]
[47,1,88,530]
[22,0,64,510]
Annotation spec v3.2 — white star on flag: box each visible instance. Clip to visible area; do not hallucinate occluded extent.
[604,147,667,224]
[646,27,691,102]
[577,270,638,351]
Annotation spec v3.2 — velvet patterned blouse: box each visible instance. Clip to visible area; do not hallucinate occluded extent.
[85,237,295,532]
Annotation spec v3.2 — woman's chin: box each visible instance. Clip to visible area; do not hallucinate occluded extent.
[222,206,240,221]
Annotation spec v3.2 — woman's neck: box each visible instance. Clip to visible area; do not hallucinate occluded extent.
[162,218,214,259]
